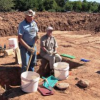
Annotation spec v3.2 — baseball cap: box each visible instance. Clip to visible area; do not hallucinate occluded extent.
[25,9,35,16]
[47,26,53,31]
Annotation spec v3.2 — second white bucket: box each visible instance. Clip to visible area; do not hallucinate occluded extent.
[53,62,69,80]
[8,38,18,49]
[21,71,40,93]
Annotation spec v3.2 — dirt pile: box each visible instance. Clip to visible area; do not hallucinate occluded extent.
[0,12,100,36]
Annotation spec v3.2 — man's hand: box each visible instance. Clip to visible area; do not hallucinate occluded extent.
[47,50,53,55]
[28,47,34,54]
[53,51,57,55]
[42,47,54,55]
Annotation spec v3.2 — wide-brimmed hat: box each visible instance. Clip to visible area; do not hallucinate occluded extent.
[25,9,35,16]
[47,26,53,31]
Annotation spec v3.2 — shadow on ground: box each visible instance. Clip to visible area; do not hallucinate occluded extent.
[96,71,100,74]
[0,87,27,100]
[62,57,84,70]
[0,66,21,90]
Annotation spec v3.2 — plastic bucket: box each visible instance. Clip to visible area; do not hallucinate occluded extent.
[8,38,18,49]
[21,71,40,93]
[53,62,69,80]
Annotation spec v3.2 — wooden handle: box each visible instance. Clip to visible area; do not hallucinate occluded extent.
[27,44,36,71]
[27,54,33,71]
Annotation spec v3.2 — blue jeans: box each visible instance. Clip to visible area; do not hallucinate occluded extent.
[20,45,37,73]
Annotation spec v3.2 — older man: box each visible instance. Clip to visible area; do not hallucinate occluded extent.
[40,26,62,73]
[18,9,39,72]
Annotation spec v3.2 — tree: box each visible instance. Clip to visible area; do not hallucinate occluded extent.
[88,2,99,12]
[82,1,88,11]
[43,0,58,11]
[64,1,73,11]
[36,0,44,11]
[0,0,14,11]
[14,0,37,11]
[72,1,82,12]
[98,4,100,12]
[83,0,87,3]
[55,0,65,7]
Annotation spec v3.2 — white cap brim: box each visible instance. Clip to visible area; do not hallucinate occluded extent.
[47,26,53,31]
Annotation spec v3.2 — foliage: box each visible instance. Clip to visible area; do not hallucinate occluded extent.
[0,0,100,12]
[88,2,99,12]
[0,0,14,11]
[43,0,58,11]
[55,0,65,7]
[64,1,73,11]
[72,1,82,12]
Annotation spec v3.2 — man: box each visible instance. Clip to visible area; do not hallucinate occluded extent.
[18,9,39,72]
[40,26,62,73]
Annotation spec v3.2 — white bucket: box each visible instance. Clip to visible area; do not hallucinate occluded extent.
[53,62,69,80]
[21,71,40,93]
[8,38,18,49]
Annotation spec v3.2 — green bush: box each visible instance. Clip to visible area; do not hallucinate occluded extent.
[0,0,14,11]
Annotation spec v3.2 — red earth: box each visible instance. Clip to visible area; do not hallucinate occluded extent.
[0,12,100,100]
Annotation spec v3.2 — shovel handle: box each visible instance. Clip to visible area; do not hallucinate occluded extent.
[27,44,36,71]
[27,54,33,71]
[42,77,50,85]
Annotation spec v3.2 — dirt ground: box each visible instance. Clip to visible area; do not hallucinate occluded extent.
[0,30,100,100]
[0,11,100,37]
[0,12,100,100]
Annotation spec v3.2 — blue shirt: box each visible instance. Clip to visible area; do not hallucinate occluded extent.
[18,20,38,46]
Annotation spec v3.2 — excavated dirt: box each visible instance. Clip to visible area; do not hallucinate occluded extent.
[0,12,100,100]
[0,11,100,37]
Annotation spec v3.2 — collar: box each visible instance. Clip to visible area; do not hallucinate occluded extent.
[46,34,54,39]
[24,19,34,24]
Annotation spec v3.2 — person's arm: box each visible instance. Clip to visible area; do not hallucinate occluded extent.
[41,46,49,53]
[53,37,58,54]
[35,32,40,43]
[40,39,48,52]
[18,22,34,53]
[18,35,30,50]
[35,22,39,43]
[18,35,35,53]
[54,47,57,53]
[40,37,51,54]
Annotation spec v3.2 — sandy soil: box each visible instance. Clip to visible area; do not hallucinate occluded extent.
[0,30,100,100]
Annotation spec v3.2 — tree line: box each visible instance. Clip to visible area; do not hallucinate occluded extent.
[0,0,100,13]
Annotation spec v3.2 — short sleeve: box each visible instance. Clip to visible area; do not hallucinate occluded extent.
[40,39,45,47]
[54,37,58,48]
[40,36,46,47]
[35,23,39,32]
[18,23,24,35]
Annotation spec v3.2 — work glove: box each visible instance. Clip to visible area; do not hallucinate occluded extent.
[28,47,35,54]
[52,51,57,55]
[46,50,53,55]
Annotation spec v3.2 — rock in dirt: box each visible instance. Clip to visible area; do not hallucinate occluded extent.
[77,79,90,88]
[56,82,69,90]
